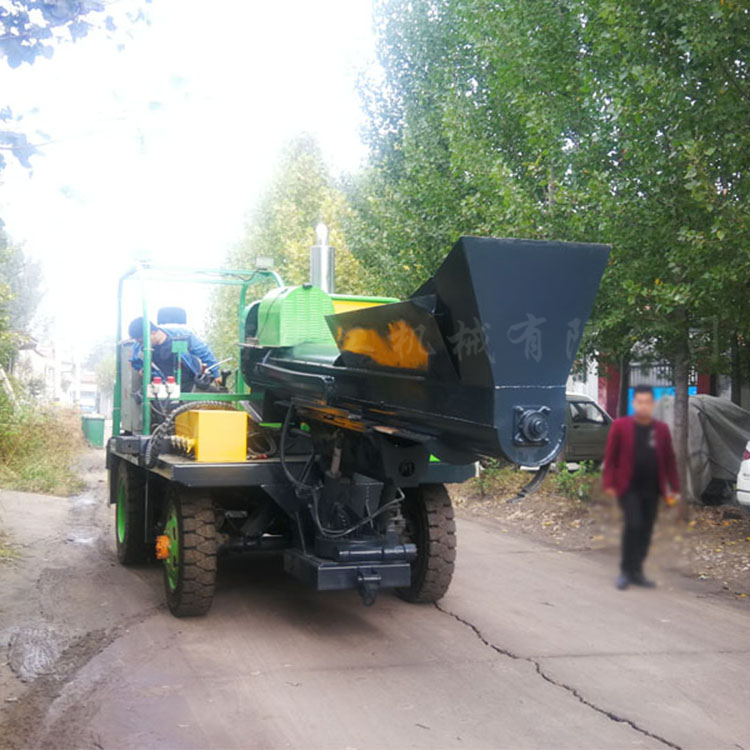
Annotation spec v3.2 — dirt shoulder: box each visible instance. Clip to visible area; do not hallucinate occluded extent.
[450,468,750,602]
[0,449,160,750]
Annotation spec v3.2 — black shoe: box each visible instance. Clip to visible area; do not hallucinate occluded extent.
[615,572,630,590]
[631,571,656,588]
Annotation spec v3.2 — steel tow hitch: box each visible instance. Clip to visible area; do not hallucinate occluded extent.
[356,569,382,607]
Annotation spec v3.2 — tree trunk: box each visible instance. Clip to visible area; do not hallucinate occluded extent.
[673,336,690,516]
[617,353,630,417]
[730,331,741,405]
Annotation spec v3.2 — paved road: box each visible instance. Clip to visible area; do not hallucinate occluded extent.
[1,456,749,749]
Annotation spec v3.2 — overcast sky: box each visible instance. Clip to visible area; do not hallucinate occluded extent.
[0,0,375,355]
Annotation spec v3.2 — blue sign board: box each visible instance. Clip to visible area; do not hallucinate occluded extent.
[627,386,697,415]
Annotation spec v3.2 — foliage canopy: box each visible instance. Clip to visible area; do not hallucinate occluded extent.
[208,135,371,360]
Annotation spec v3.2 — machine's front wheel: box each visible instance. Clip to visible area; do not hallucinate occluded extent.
[114,461,148,565]
[396,483,456,603]
[162,487,217,617]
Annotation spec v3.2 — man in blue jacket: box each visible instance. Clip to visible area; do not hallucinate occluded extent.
[128,317,220,392]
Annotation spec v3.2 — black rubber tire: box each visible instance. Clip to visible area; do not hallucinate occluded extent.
[396,483,456,603]
[114,461,148,565]
[163,487,217,617]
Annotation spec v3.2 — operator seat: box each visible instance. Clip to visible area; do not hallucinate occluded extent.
[157,306,187,326]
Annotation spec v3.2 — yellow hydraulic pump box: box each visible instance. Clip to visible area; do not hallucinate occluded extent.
[174,410,248,463]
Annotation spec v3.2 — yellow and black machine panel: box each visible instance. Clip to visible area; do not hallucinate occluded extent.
[174,410,248,463]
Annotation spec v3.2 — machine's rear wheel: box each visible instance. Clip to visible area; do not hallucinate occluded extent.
[162,486,217,617]
[114,461,148,565]
[396,483,456,603]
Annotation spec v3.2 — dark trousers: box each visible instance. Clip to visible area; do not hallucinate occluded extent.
[619,489,659,576]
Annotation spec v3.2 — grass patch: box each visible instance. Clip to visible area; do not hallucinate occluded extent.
[0,401,85,495]
[464,459,604,504]
[0,534,18,561]
[548,461,601,503]
[471,459,530,497]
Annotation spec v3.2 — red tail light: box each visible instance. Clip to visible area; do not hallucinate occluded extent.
[743,449,750,461]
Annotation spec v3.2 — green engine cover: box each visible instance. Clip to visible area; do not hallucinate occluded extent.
[256,285,336,347]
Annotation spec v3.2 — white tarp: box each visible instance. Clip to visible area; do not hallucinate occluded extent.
[655,394,750,502]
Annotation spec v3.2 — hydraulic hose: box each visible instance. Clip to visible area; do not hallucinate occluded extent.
[279,403,318,494]
[278,404,408,538]
[144,400,234,468]
[310,489,405,539]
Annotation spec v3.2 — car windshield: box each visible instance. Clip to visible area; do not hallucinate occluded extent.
[569,401,606,424]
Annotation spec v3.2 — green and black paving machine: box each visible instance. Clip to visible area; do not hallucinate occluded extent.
[107,236,609,616]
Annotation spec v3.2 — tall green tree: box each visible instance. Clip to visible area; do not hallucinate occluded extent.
[350,0,750,499]
[0,226,42,369]
[348,0,600,295]
[208,135,371,360]
[582,0,750,498]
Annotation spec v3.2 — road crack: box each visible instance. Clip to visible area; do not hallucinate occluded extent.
[435,602,682,750]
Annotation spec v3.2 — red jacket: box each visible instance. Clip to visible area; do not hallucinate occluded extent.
[602,417,680,498]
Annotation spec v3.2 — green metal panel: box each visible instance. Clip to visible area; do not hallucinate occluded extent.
[257,286,336,347]
[178,392,254,402]
[236,269,284,392]
[139,272,151,435]
[330,294,399,305]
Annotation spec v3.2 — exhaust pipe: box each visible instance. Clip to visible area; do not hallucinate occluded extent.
[310,222,335,293]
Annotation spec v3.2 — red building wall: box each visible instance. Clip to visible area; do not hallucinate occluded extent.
[598,363,620,416]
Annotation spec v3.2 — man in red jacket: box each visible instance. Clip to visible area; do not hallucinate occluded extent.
[603,384,680,590]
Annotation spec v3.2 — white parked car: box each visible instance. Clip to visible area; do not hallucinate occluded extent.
[736,440,750,510]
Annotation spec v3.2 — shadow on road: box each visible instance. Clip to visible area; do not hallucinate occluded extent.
[215,550,389,636]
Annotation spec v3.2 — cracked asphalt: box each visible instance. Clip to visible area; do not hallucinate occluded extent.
[1,452,749,749]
